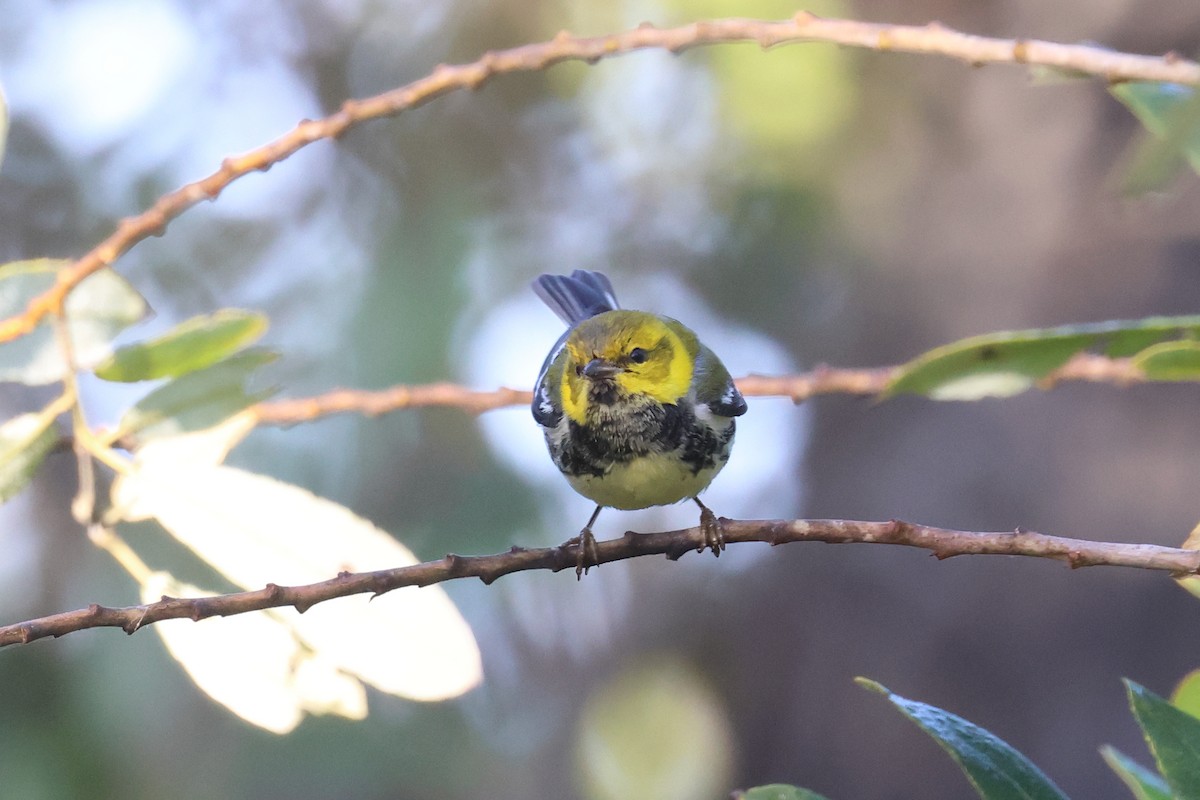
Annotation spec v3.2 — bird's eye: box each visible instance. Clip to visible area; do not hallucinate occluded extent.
[629,347,648,364]
[575,364,585,376]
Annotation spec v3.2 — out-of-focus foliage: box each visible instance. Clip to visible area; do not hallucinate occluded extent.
[1171,669,1200,720]
[887,316,1200,400]
[1111,82,1200,193]
[111,418,482,723]
[0,259,147,385]
[738,785,832,800]
[0,404,61,503]
[141,571,368,734]
[575,658,733,800]
[669,0,858,176]
[113,348,278,441]
[95,309,267,382]
[1102,746,1174,800]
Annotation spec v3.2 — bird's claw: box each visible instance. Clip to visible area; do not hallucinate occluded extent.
[698,506,725,557]
[565,528,601,579]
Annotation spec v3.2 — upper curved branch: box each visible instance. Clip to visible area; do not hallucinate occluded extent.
[249,354,1142,425]
[2,14,1197,343]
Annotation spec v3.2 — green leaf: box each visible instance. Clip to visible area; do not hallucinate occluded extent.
[1126,679,1200,799]
[1101,746,1173,800]
[1111,82,1200,192]
[94,309,267,382]
[1133,340,1200,381]
[0,403,62,503]
[0,259,148,386]
[858,678,1069,800]
[887,315,1200,399]
[115,349,277,441]
[739,785,833,800]
[1172,670,1200,720]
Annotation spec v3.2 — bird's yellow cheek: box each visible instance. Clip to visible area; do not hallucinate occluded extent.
[561,368,589,424]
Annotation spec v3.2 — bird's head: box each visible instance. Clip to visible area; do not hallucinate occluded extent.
[559,310,695,423]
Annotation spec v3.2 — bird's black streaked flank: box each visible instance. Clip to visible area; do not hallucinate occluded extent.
[531,270,747,577]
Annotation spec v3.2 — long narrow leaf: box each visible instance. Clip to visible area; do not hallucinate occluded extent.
[1126,679,1200,799]
[115,348,277,441]
[887,316,1200,400]
[1101,746,1173,800]
[858,678,1069,800]
[95,309,267,382]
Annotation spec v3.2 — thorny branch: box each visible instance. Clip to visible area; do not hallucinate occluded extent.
[4,517,1199,647]
[1,14,1197,343]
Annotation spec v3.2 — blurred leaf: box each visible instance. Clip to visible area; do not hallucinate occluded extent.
[0,259,148,385]
[1101,746,1173,800]
[1111,82,1200,192]
[887,315,1200,399]
[115,348,277,441]
[1177,521,1200,599]
[1134,340,1200,380]
[122,411,257,470]
[142,571,366,734]
[858,678,1069,800]
[739,785,832,800]
[0,404,61,503]
[577,658,733,800]
[666,0,855,175]
[1125,679,1200,799]
[1028,63,1093,85]
[95,309,266,382]
[111,444,481,702]
[1179,574,1200,601]
[1172,670,1200,720]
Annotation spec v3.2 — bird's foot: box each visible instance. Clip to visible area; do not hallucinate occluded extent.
[696,500,725,558]
[564,527,601,579]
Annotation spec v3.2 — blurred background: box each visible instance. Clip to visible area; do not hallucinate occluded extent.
[3,0,1200,797]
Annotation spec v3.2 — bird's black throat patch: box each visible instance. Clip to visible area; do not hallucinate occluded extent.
[587,379,621,406]
[548,394,731,481]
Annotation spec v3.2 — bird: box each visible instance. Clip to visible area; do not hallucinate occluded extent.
[531,270,747,577]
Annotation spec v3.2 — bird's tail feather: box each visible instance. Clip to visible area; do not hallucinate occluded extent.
[532,270,620,324]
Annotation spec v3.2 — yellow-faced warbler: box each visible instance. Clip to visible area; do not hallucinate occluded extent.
[532,270,747,576]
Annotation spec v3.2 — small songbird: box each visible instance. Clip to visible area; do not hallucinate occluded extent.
[531,270,747,576]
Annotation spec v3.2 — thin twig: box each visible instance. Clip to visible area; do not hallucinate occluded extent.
[49,312,96,525]
[2,517,1197,647]
[1,15,1196,344]
[250,353,1146,425]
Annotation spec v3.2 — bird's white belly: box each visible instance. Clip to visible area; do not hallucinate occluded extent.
[566,453,723,510]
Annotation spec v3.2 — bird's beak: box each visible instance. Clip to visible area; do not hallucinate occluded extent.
[582,358,622,380]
